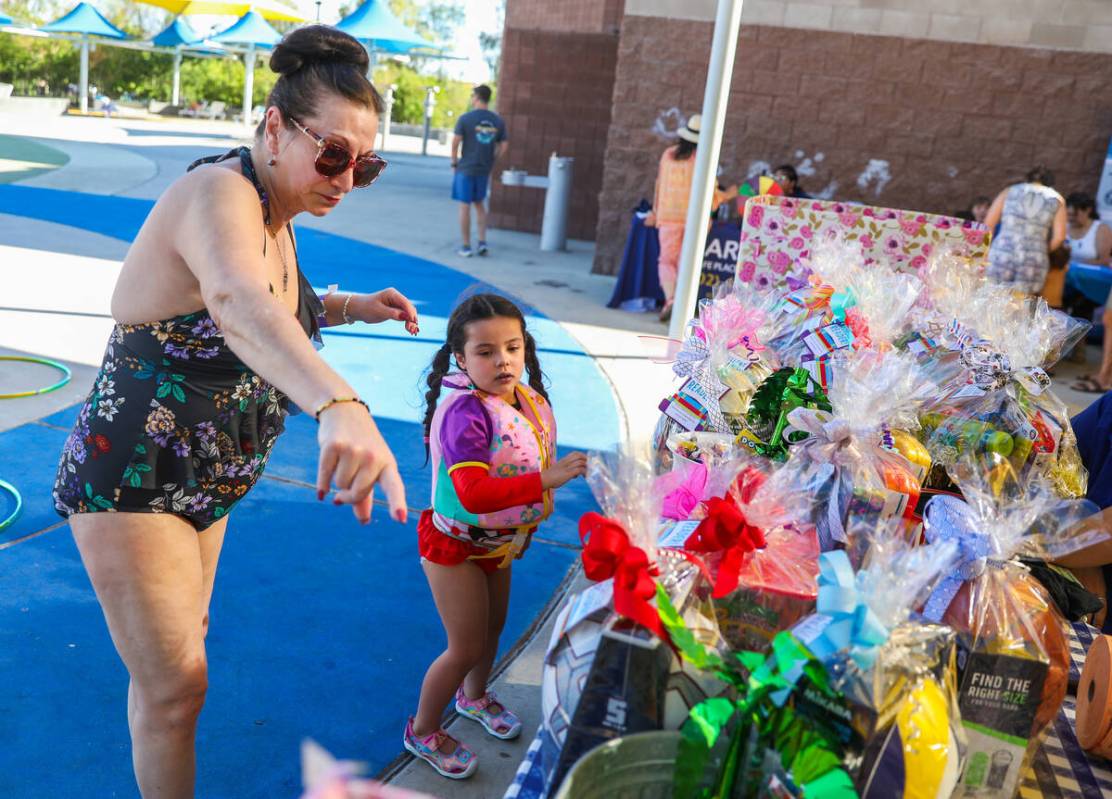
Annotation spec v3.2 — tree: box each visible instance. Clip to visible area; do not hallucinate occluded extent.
[388,0,463,46]
[478,0,505,81]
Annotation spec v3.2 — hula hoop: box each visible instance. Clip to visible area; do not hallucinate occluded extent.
[0,355,72,399]
[0,478,22,532]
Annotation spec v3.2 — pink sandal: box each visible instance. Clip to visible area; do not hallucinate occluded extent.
[455,687,523,740]
[402,717,478,779]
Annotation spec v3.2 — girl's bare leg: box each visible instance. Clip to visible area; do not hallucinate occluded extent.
[462,565,511,700]
[413,559,489,737]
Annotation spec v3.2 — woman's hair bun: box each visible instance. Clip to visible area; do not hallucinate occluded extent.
[270,25,369,77]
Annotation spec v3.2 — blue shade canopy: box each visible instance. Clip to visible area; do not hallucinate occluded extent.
[40,2,128,38]
[335,0,432,51]
[0,12,13,25]
[151,16,202,47]
[211,9,280,48]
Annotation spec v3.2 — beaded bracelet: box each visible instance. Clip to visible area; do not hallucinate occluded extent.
[314,396,369,422]
[341,293,356,325]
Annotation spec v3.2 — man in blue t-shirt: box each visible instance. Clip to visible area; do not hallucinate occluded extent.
[451,84,507,257]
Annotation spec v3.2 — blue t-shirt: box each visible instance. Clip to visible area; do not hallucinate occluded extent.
[1071,391,1112,508]
[454,108,507,177]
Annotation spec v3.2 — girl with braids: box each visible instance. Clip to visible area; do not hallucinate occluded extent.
[405,293,587,779]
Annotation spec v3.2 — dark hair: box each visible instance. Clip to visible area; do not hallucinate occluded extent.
[970,195,990,207]
[1066,191,1099,219]
[773,164,798,183]
[256,25,384,138]
[1025,164,1055,187]
[673,139,697,160]
[422,293,549,458]
[473,84,493,104]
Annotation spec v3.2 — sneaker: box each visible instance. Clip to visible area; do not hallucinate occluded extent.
[457,245,473,258]
[455,687,522,740]
[476,241,489,256]
[403,717,478,779]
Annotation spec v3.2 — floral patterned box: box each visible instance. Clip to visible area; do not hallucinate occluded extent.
[735,196,991,292]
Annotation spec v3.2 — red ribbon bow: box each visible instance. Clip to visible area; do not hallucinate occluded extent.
[579,512,673,648]
[684,495,768,598]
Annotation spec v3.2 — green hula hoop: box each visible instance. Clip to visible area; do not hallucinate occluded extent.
[0,355,72,399]
[0,478,22,532]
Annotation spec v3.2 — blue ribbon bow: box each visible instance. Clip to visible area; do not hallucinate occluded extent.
[829,287,858,323]
[808,550,889,672]
[921,494,993,622]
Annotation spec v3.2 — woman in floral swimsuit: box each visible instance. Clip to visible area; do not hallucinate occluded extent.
[51,26,416,799]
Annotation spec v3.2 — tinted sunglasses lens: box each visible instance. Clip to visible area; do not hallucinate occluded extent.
[315,143,351,177]
[353,156,385,188]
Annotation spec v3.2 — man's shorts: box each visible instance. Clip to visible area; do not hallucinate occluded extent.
[452,172,489,203]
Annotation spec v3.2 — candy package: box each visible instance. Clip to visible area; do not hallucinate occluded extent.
[786,537,966,799]
[766,347,936,552]
[921,454,1103,798]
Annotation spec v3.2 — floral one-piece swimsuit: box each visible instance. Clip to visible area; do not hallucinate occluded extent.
[53,147,324,530]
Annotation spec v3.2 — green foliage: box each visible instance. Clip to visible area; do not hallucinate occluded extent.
[371,60,479,129]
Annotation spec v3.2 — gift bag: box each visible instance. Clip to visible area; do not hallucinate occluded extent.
[787,541,966,799]
[920,455,1104,798]
[768,347,936,553]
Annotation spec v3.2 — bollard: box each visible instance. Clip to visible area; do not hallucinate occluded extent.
[540,154,574,251]
[421,86,439,156]
[380,85,396,152]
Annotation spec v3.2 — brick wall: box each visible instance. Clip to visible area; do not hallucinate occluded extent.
[627,0,1112,52]
[489,27,619,240]
[592,16,1112,274]
[506,0,624,34]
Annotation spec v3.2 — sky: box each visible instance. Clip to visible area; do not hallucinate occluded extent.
[289,0,502,83]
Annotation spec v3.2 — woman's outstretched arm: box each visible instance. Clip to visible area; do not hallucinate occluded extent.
[175,168,407,523]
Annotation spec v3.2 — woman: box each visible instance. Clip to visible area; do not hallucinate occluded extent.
[983,165,1067,295]
[645,114,733,322]
[51,26,415,798]
[1066,193,1112,393]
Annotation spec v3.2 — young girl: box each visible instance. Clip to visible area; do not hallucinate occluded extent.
[404,294,588,779]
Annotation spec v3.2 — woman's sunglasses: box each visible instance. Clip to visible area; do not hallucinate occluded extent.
[291,118,387,188]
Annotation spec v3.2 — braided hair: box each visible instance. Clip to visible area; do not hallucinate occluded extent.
[422,293,549,459]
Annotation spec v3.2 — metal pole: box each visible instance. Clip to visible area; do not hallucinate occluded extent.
[78,36,89,114]
[667,0,744,340]
[540,154,573,251]
[380,84,395,152]
[421,85,439,156]
[242,43,255,127]
[171,48,182,107]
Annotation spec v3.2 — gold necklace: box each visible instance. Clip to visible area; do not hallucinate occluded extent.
[268,225,289,295]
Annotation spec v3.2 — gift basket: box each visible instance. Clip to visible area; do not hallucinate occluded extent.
[651,533,961,799]
[782,536,965,799]
[651,285,783,472]
[674,463,821,656]
[537,453,727,796]
[761,347,937,553]
[916,290,1090,499]
[919,453,1103,798]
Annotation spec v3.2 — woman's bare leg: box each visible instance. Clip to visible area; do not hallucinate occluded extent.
[413,560,489,737]
[72,512,214,799]
[462,565,511,701]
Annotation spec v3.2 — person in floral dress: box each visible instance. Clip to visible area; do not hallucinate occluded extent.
[51,26,418,799]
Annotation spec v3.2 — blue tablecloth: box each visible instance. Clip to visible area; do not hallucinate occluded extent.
[608,208,664,311]
[1066,261,1112,305]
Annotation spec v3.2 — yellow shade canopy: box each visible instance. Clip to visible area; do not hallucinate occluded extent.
[132,0,305,23]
